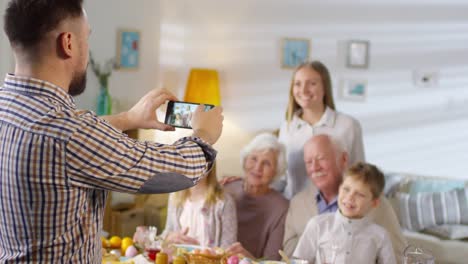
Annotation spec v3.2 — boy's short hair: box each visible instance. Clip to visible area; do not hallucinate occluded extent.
[344,162,385,199]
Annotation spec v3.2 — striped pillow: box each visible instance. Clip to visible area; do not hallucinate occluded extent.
[397,188,468,231]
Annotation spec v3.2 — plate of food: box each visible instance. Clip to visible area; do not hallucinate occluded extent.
[173,244,225,256]
[173,244,205,252]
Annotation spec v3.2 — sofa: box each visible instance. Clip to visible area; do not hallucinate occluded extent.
[385,173,468,264]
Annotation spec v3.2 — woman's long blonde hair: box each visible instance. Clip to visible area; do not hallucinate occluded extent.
[285,60,336,124]
[172,163,224,207]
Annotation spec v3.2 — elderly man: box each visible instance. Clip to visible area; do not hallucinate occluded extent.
[283,134,406,262]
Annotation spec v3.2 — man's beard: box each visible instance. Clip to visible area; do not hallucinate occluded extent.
[69,70,87,96]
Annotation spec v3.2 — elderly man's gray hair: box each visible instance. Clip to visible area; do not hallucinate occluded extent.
[320,134,346,155]
[310,133,348,166]
[240,133,287,181]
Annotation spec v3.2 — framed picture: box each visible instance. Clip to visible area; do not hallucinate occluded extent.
[346,40,370,68]
[281,38,310,69]
[116,29,140,70]
[339,79,367,101]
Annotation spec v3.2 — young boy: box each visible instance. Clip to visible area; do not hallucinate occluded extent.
[293,162,396,264]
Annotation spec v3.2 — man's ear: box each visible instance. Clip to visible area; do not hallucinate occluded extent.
[341,151,348,169]
[372,197,380,208]
[57,32,73,58]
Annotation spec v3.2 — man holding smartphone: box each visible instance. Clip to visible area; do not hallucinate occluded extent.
[165,101,215,129]
[0,0,223,262]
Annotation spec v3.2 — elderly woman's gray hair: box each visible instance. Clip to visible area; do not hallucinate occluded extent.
[240,133,287,181]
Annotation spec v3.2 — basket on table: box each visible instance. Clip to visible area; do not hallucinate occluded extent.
[184,252,228,264]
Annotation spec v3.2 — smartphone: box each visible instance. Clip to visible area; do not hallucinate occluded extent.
[164,101,215,129]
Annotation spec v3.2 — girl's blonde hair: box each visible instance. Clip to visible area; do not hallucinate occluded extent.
[285,60,336,124]
[172,163,224,207]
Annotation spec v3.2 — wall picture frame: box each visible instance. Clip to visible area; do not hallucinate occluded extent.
[346,40,370,69]
[339,79,367,102]
[281,38,310,69]
[116,29,140,70]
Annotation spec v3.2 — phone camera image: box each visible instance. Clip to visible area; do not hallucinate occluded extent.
[164,101,214,129]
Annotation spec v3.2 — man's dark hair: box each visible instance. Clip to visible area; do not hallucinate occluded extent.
[4,0,83,50]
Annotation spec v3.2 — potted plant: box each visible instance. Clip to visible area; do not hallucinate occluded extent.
[89,52,117,116]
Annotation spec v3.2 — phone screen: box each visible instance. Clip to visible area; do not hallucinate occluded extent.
[164,101,215,129]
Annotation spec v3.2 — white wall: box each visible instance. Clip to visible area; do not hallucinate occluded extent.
[78,0,162,113]
[0,0,14,75]
[0,0,5,73]
[159,0,468,178]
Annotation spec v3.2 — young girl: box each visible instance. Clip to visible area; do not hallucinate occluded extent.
[275,60,365,199]
[161,165,237,248]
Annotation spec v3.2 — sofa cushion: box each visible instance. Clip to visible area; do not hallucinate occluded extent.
[409,179,465,194]
[397,188,468,231]
[423,224,468,240]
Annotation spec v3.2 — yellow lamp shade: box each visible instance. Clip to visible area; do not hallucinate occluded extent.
[184,68,221,106]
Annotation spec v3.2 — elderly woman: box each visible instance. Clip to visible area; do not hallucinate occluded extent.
[224,133,289,261]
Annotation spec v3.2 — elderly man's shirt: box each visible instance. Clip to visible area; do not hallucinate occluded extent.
[316,192,338,214]
[0,74,216,263]
[293,211,396,264]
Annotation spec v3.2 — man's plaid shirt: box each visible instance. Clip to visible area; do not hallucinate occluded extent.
[0,74,215,263]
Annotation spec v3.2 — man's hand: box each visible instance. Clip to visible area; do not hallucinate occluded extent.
[103,88,178,131]
[126,88,178,130]
[226,242,255,259]
[191,105,223,145]
[165,227,200,245]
